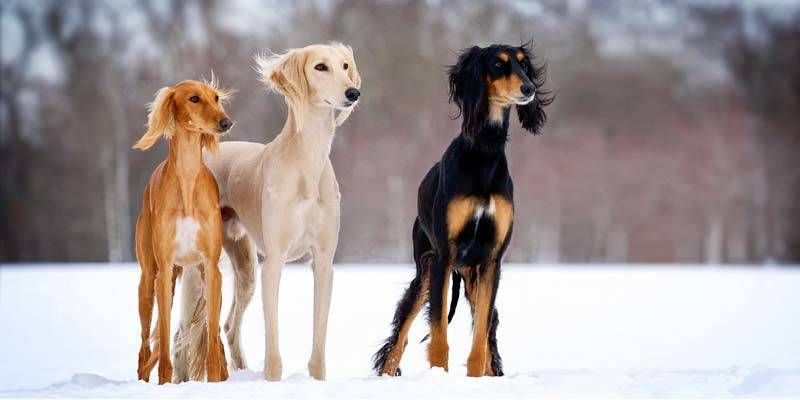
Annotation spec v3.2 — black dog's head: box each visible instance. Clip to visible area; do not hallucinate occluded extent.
[448,43,552,139]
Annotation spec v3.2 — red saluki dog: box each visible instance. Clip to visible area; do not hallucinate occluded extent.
[134,79,233,384]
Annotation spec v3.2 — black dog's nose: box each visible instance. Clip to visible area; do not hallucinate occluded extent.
[219,118,233,131]
[345,88,361,102]
[520,84,535,97]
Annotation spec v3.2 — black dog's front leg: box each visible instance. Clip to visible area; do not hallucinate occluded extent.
[427,252,451,371]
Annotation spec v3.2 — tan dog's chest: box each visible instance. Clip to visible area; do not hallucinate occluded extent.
[172,216,203,265]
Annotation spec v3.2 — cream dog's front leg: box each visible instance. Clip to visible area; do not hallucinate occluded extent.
[261,253,283,381]
[308,162,340,380]
[309,241,335,380]
[261,196,288,382]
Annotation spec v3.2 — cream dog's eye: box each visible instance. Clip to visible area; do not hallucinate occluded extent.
[315,63,328,71]
[343,63,349,70]
[190,95,200,103]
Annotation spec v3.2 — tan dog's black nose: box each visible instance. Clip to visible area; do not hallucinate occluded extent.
[219,118,233,132]
[345,88,360,102]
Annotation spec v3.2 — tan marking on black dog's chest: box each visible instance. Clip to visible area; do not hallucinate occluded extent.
[446,195,513,244]
[490,194,513,244]
[446,196,481,239]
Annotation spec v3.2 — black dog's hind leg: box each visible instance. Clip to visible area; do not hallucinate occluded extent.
[486,307,503,376]
[372,219,432,376]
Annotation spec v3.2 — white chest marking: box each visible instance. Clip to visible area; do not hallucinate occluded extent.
[175,217,200,257]
[474,198,496,220]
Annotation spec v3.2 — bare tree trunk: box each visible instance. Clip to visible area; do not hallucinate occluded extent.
[102,69,132,262]
[705,214,724,264]
[606,225,628,263]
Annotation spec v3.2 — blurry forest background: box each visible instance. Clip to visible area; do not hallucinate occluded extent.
[1,0,799,264]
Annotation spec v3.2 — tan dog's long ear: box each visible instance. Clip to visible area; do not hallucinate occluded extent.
[333,43,361,126]
[133,87,175,150]
[255,49,309,132]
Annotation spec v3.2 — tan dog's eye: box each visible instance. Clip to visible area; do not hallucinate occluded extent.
[315,63,328,72]
[190,96,200,103]
[215,94,219,102]
[343,63,349,70]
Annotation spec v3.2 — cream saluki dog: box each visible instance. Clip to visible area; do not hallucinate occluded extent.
[134,79,233,384]
[183,43,360,381]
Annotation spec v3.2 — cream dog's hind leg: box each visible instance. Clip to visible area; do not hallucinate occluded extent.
[222,233,257,370]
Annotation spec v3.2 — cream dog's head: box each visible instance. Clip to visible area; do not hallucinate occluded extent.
[256,42,361,131]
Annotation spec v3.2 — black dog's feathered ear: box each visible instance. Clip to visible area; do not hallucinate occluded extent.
[449,46,487,140]
[517,45,553,135]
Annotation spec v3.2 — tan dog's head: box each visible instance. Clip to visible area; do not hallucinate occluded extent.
[255,42,361,131]
[133,78,234,153]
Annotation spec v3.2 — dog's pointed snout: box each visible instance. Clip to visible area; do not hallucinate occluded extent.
[520,84,535,97]
[345,88,361,102]
[219,118,233,131]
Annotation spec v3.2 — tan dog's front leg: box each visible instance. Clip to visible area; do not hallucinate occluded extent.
[155,260,174,384]
[309,246,334,380]
[261,255,283,381]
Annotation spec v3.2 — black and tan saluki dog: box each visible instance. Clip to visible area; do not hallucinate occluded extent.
[373,44,551,377]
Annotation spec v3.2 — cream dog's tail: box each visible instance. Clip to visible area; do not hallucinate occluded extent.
[144,267,210,383]
[172,294,209,382]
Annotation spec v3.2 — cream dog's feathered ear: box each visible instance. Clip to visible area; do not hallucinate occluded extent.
[255,49,309,132]
[332,43,361,127]
[133,86,175,150]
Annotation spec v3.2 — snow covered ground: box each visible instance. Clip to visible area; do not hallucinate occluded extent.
[1,263,799,398]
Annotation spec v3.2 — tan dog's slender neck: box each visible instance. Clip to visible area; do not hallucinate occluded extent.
[166,129,207,213]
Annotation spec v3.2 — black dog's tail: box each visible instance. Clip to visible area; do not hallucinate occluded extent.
[420,272,461,343]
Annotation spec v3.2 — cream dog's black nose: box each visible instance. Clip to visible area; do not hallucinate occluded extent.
[345,88,361,102]
[219,118,233,131]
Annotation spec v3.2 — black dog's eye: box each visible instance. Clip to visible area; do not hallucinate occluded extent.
[343,63,349,70]
[494,61,503,68]
[190,95,200,103]
[315,63,328,71]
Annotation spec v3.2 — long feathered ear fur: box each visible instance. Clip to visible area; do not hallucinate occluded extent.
[449,46,487,140]
[517,43,553,135]
[333,42,361,127]
[133,86,175,150]
[255,49,309,132]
